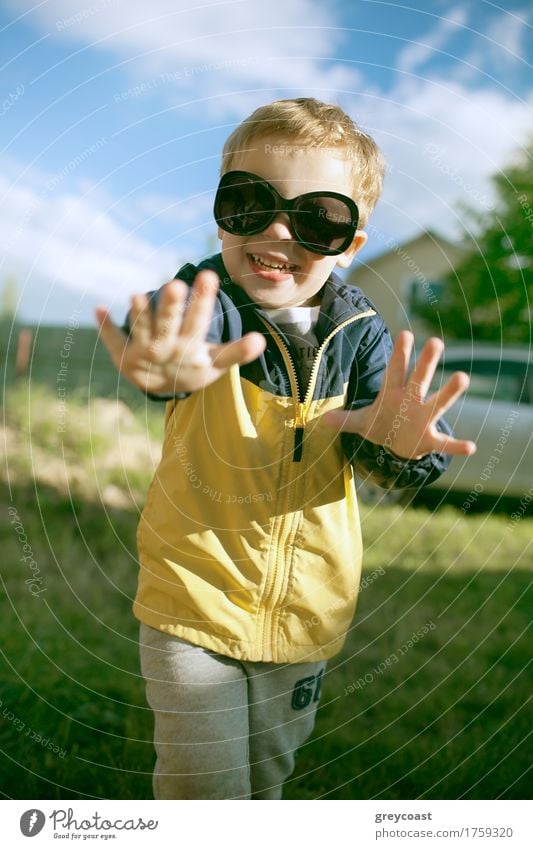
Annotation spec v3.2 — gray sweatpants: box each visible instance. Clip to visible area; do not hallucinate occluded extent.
[139,623,326,800]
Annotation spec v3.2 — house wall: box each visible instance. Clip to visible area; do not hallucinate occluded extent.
[348,235,468,338]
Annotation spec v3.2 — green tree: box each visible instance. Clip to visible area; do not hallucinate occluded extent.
[415,141,532,343]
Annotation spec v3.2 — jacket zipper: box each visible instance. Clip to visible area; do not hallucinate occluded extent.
[256,308,376,660]
[258,310,376,462]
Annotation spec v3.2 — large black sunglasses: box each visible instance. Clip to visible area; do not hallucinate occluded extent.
[214,170,359,256]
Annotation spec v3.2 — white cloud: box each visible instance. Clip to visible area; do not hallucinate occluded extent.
[396,7,468,74]
[126,190,214,227]
[483,7,531,61]
[429,7,532,86]
[0,165,211,322]
[9,0,361,114]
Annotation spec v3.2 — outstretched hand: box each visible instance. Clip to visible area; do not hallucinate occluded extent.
[95,270,266,395]
[323,331,477,460]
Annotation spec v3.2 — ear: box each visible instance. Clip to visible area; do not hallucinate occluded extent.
[217,226,224,241]
[335,230,368,269]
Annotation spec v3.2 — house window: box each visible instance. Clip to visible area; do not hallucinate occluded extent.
[407,277,443,314]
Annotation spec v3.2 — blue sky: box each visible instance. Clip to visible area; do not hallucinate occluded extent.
[1,0,532,326]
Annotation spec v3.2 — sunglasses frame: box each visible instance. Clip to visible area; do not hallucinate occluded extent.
[214,170,360,256]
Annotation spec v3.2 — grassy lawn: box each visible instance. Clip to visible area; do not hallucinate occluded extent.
[1,384,531,800]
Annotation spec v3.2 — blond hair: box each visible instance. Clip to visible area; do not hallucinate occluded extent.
[221,97,385,228]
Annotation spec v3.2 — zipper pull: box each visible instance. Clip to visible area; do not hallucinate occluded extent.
[293,403,305,463]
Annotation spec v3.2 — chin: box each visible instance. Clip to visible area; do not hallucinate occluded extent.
[237,282,283,305]
[246,293,279,308]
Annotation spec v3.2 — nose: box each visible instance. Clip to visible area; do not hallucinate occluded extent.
[261,212,294,241]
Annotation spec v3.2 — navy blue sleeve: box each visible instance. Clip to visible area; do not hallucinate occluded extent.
[341,317,452,490]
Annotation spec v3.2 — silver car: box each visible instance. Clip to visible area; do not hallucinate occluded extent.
[356,344,532,504]
[428,345,532,498]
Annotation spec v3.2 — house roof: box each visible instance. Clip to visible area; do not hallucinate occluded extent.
[360,229,466,268]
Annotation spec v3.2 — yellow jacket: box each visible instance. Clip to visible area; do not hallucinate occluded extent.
[133,256,451,662]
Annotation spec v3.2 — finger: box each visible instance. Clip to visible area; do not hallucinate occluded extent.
[95,308,129,366]
[151,280,188,350]
[384,330,414,390]
[322,409,365,433]
[408,336,444,399]
[426,370,470,420]
[179,270,220,345]
[210,332,266,370]
[430,431,477,456]
[128,293,153,349]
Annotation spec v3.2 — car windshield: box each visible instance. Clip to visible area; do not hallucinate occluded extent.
[431,357,531,404]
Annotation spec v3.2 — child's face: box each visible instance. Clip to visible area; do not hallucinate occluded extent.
[217,137,367,309]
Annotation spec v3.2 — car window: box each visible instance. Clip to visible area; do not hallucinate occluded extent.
[432,358,530,404]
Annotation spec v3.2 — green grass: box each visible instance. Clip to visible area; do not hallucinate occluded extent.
[1,385,531,800]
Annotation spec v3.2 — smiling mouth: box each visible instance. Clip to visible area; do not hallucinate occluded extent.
[249,253,298,273]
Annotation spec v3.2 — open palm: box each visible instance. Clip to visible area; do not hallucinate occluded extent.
[95,271,266,395]
[324,331,477,460]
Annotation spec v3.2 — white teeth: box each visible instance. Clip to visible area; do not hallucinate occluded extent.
[251,254,295,272]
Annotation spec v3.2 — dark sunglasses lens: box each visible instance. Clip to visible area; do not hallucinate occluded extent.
[293,196,356,252]
[215,176,274,234]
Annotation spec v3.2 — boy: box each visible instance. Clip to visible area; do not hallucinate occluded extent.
[96,98,475,800]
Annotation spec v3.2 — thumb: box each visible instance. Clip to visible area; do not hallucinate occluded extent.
[95,307,128,362]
